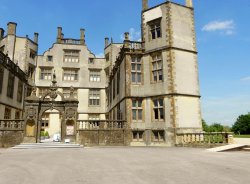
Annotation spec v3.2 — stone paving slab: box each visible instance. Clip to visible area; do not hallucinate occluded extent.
[0,147,250,184]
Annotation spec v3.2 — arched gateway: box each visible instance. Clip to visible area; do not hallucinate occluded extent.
[24,75,78,143]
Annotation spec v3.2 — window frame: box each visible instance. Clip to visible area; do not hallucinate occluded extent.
[4,107,11,119]
[148,18,162,40]
[151,53,163,83]
[17,80,23,103]
[89,69,101,82]
[6,72,15,98]
[89,89,101,106]
[63,49,80,63]
[132,99,143,122]
[40,67,53,80]
[131,56,142,84]
[63,68,79,81]
[153,98,164,121]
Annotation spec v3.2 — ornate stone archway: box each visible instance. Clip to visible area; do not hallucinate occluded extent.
[24,74,78,143]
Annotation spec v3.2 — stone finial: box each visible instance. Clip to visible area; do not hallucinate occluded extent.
[57,27,62,43]
[186,0,193,8]
[105,37,109,47]
[34,32,39,44]
[80,28,85,45]
[142,0,148,11]
[124,32,130,41]
[7,22,17,35]
[0,28,4,40]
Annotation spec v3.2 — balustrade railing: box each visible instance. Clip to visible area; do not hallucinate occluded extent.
[62,39,81,45]
[0,120,24,130]
[176,132,233,146]
[129,41,143,50]
[77,120,127,130]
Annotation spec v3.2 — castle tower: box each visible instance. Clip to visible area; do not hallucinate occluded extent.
[140,0,201,145]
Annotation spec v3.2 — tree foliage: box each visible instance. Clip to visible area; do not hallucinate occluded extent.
[202,119,230,132]
[232,113,250,134]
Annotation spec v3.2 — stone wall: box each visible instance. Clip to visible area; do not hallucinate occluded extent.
[78,130,131,146]
[0,130,24,148]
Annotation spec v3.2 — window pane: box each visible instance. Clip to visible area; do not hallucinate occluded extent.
[153,62,157,70]
[137,64,141,71]
[132,63,136,71]
[159,71,163,81]
[138,110,142,120]
[159,108,164,119]
[153,99,158,107]
[154,109,158,120]
[132,100,137,107]
[137,73,141,83]
[151,30,156,39]
[132,110,137,120]
[132,73,136,82]
[159,99,163,106]
[138,100,142,107]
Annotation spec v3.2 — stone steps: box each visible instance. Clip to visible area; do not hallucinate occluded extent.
[12,143,83,149]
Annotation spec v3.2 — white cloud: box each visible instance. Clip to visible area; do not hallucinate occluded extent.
[202,20,235,35]
[241,76,250,81]
[95,53,104,58]
[120,28,141,41]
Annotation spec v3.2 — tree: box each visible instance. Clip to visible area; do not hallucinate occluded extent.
[202,119,209,132]
[232,113,250,134]
[208,123,224,132]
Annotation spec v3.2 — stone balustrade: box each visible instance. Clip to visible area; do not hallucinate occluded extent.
[129,41,143,50]
[0,120,24,130]
[176,132,233,146]
[62,38,81,45]
[77,120,127,130]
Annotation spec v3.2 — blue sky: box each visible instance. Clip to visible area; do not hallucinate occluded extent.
[0,0,249,125]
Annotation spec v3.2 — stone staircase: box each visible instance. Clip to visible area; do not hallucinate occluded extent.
[12,143,83,149]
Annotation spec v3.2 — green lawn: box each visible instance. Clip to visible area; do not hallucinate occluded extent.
[233,135,250,138]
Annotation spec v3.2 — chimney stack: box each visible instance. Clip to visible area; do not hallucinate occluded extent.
[0,28,4,40]
[142,0,148,11]
[34,32,39,44]
[57,27,62,43]
[185,0,193,8]
[124,32,130,41]
[105,37,109,47]
[7,22,17,35]
[80,28,85,45]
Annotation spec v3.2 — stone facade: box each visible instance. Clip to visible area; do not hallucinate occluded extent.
[0,0,202,147]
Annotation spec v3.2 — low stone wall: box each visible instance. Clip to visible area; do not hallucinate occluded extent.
[0,130,24,148]
[78,130,131,146]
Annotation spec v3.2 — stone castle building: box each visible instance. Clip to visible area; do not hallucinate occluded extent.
[0,0,202,147]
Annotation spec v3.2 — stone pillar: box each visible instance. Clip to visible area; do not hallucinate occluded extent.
[123,32,130,49]
[80,28,85,45]
[0,28,4,40]
[34,32,39,44]
[142,0,148,11]
[105,37,109,47]
[186,0,193,8]
[57,27,62,43]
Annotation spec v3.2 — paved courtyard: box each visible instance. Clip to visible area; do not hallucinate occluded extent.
[0,147,249,184]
